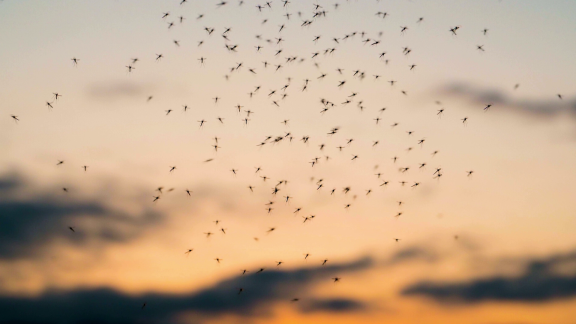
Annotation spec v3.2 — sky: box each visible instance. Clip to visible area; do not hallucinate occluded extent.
[1,0,576,323]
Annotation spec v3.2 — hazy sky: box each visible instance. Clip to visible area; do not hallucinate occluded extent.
[1,1,576,323]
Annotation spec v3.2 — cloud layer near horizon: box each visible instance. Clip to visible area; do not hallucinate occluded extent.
[0,257,374,324]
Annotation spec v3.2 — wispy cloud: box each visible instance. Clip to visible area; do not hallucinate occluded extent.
[440,82,576,118]
[86,80,153,101]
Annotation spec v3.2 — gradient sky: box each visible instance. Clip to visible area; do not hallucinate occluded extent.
[1,0,576,323]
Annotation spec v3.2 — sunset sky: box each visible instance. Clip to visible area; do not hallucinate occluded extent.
[1,0,576,323]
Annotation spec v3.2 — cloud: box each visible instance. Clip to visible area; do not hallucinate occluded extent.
[402,249,576,303]
[0,257,374,324]
[0,174,161,259]
[441,82,576,118]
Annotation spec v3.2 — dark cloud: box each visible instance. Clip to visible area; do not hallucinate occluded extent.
[402,250,576,303]
[0,174,161,259]
[441,82,576,118]
[0,257,374,324]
